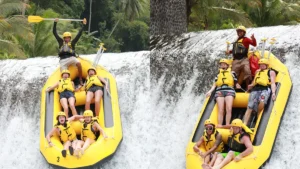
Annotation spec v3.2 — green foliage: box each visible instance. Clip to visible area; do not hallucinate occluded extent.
[0,0,32,59]
[76,33,98,54]
[188,0,300,31]
[1,0,149,60]
[23,9,59,57]
[120,0,149,21]
[188,0,252,31]
[30,0,85,19]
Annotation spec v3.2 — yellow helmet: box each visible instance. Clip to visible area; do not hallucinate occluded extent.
[219,58,230,65]
[61,70,70,77]
[231,119,243,127]
[87,67,97,74]
[204,119,215,126]
[83,110,94,117]
[63,32,72,38]
[231,119,253,134]
[56,111,66,118]
[236,26,246,32]
[258,58,269,65]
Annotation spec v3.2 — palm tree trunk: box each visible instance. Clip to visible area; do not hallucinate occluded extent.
[150,0,187,36]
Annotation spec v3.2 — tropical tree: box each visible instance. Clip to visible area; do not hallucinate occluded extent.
[187,0,300,31]
[119,0,148,21]
[0,0,32,59]
[22,9,61,57]
[240,0,300,26]
[188,0,252,31]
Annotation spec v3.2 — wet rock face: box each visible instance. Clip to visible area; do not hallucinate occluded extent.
[0,77,46,118]
[151,50,217,103]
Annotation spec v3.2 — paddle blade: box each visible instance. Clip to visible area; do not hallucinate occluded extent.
[28,15,44,23]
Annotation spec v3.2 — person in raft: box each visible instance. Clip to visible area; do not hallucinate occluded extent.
[53,18,86,85]
[74,110,107,157]
[206,59,241,128]
[226,25,257,87]
[193,119,225,169]
[46,70,78,118]
[46,112,83,158]
[85,67,109,117]
[211,119,253,169]
[243,58,277,126]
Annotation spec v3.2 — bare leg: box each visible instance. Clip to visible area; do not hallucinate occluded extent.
[74,141,84,157]
[68,97,77,116]
[85,91,94,110]
[202,164,212,169]
[245,78,250,88]
[61,141,71,157]
[258,101,265,114]
[216,97,225,128]
[212,151,235,169]
[243,107,253,126]
[212,154,224,167]
[80,138,95,154]
[204,154,210,164]
[71,140,77,149]
[60,98,69,118]
[94,90,103,117]
[209,152,218,167]
[76,62,83,84]
[224,96,234,127]
[63,141,71,150]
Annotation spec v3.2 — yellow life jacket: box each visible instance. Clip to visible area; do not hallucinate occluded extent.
[55,122,76,144]
[203,129,224,152]
[85,75,103,91]
[227,131,249,152]
[59,42,74,55]
[81,120,97,141]
[57,78,74,93]
[215,68,234,87]
[253,69,270,86]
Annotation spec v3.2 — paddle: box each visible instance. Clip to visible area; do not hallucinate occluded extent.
[28,15,86,23]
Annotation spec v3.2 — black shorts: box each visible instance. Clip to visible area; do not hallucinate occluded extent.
[59,90,75,100]
[87,85,104,93]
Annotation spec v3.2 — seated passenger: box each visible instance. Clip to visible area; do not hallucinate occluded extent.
[85,67,108,117]
[243,58,276,126]
[193,119,224,169]
[74,110,107,157]
[226,26,257,87]
[206,59,241,128]
[46,112,83,157]
[46,70,78,118]
[211,119,253,169]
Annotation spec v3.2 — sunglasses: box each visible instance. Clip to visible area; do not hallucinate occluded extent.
[205,126,214,131]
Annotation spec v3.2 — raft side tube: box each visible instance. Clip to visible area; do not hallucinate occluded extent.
[104,78,114,128]
[45,91,54,136]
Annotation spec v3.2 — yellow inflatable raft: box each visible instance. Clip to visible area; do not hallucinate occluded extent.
[40,57,122,168]
[186,51,292,169]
